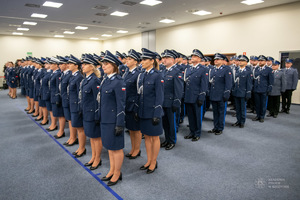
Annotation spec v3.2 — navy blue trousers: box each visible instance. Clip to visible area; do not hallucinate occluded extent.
[162,107,177,144]
[186,103,203,137]
[254,92,267,119]
[211,101,227,131]
[235,97,247,124]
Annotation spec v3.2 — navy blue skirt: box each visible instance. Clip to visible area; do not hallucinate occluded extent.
[101,123,124,150]
[29,88,34,98]
[21,87,26,96]
[52,103,64,117]
[46,100,52,111]
[83,120,101,138]
[125,111,140,131]
[39,98,46,107]
[71,112,83,128]
[34,93,39,101]
[63,107,71,121]
[140,118,163,136]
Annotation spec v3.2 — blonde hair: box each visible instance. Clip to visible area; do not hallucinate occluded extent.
[93,66,100,78]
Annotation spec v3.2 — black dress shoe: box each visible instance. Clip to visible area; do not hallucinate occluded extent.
[54,132,65,139]
[165,143,175,150]
[32,114,39,117]
[273,115,278,118]
[192,136,200,141]
[101,174,113,181]
[129,151,141,159]
[215,130,223,135]
[280,109,286,113]
[208,129,217,133]
[252,117,259,121]
[160,141,168,147]
[267,114,273,117]
[239,124,244,128]
[72,151,78,155]
[35,117,43,121]
[259,119,264,123]
[286,110,290,114]
[125,153,132,157]
[184,134,193,139]
[90,160,102,170]
[63,141,69,146]
[147,162,158,174]
[46,126,58,131]
[66,138,78,146]
[40,120,49,125]
[75,149,86,158]
[27,109,35,114]
[232,122,240,127]
[84,162,93,166]
[140,164,150,170]
[107,173,122,186]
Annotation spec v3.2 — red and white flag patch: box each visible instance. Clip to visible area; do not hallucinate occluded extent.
[122,87,126,91]
[178,76,182,78]
[206,73,208,76]
[161,80,164,83]
[229,72,232,75]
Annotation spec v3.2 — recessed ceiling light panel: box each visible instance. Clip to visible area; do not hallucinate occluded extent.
[17,28,29,31]
[54,35,64,38]
[117,30,128,33]
[159,19,175,23]
[102,34,112,37]
[75,26,88,30]
[192,10,212,16]
[241,0,264,5]
[90,37,99,40]
[140,0,162,6]
[31,13,48,18]
[43,1,63,8]
[110,11,129,17]
[63,31,75,34]
[12,32,23,35]
[23,21,37,25]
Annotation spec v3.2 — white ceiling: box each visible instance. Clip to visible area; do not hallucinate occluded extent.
[0,0,298,40]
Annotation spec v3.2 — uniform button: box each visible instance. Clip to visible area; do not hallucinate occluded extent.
[112,110,114,112]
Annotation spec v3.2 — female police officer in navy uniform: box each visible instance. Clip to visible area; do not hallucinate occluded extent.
[78,55,102,168]
[124,49,142,159]
[65,55,83,147]
[98,51,126,186]
[137,48,164,174]
[33,59,46,121]
[41,58,52,126]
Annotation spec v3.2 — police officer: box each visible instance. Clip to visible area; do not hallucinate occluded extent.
[116,51,128,76]
[281,58,298,114]
[252,55,274,122]
[123,49,142,159]
[268,60,286,118]
[78,55,102,164]
[97,50,126,186]
[183,49,208,141]
[20,59,27,96]
[160,50,184,149]
[137,48,164,174]
[8,62,18,99]
[208,53,233,135]
[40,58,52,126]
[27,57,36,114]
[66,55,83,147]
[266,57,274,68]
[33,58,46,121]
[232,55,253,128]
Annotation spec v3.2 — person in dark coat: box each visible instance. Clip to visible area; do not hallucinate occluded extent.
[40,58,52,126]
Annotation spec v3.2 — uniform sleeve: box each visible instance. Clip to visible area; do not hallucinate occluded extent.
[92,78,101,121]
[153,73,164,118]
[198,68,208,102]
[292,69,298,90]
[172,71,184,108]
[246,71,253,99]
[267,69,274,93]
[281,71,287,93]
[114,79,126,127]
[223,67,233,100]
[55,74,61,103]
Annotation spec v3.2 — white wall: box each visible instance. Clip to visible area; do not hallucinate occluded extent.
[102,33,142,54]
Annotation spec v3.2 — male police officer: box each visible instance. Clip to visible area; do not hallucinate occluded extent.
[252,55,274,122]
[281,58,298,114]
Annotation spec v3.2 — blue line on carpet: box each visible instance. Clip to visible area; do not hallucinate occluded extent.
[18,106,123,200]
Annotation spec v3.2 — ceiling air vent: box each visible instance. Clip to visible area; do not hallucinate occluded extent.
[93,5,110,11]
[121,1,137,6]
[95,13,107,17]
[25,3,40,8]
[92,20,102,24]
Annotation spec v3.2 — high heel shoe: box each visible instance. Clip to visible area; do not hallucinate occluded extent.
[140,164,150,170]
[125,153,132,157]
[27,109,35,114]
[72,151,78,155]
[101,174,113,181]
[107,173,122,186]
[24,108,30,111]
[129,150,141,159]
[40,120,49,125]
[63,141,69,146]
[84,162,93,167]
[46,126,57,131]
[90,160,102,170]
[32,114,39,117]
[75,149,86,158]
[146,162,158,174]
[35,117,43,121]
[66,138,78,146]
[54,132,65,139]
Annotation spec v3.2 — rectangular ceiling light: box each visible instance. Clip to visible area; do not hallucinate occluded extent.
[110,11,129,17]
[63,31,75,34]
[17,28,29,31]
[75,26,88,30]
[23,21,37,25]
[101,34,112,37]
[31,13,48,18]
[241,0,264,5]
[12,32,23,35]
[193,10,212,16]
[54,35,64,38]
[117,30,128,33]
[89,37,99,40]
[43,1,63,8]
[159,19,175,23]
[140,0,162,6]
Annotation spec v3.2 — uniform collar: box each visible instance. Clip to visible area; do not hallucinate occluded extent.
[146,67,154,73]
[107,72,116,79]
[63,69,70,75]
[129,67,137,72]
[72,70,79,75]
[166,64,175,71]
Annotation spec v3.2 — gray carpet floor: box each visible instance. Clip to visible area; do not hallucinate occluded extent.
[0,89,299,200]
